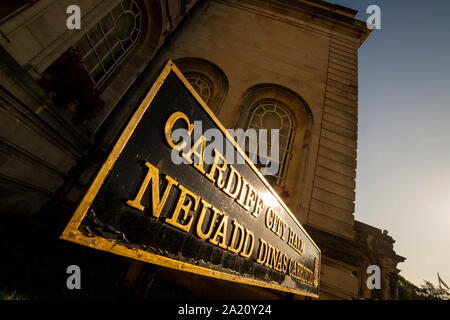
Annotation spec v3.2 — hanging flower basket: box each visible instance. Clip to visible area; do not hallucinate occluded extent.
[40,47,105,125]
[275,182,290,198]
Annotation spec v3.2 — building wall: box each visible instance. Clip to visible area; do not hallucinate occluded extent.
[142,0,367,299]
[0,0,199,217]
[149,0,364,236]
[0,0,404,300]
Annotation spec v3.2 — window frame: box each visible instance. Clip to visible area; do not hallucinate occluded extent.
[184,71,215,106]
[246,98,295,185]
[76,0,144,89]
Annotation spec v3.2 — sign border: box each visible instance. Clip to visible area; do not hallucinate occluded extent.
[61,60,321,298]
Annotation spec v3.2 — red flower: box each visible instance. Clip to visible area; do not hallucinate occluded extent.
[41,47,105,123]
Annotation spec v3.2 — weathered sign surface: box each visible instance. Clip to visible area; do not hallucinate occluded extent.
[61,60,321,297]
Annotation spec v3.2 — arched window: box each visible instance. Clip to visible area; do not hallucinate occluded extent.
[75,0,143,87]
[247,99,295,186]
[174,58,228,114]
[184,72,215,105]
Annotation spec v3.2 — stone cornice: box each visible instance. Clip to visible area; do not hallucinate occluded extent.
[214,0,372,47]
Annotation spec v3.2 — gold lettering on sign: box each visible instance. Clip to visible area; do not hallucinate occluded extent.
[255,238,312,282]
[223,165,242,199]
[239,229,255,258]
[209,214,229,249]
[243,184,257,212]
[265,207,287,240]
[164,111,194,151]
[165,184,200,232]
[182,135,207,174]
[164,112,264,220]
[123,110,319,289]
[126,157,259,257]
[313,257,320,287]
[196,199,220,240]
[256,238,268,264]
[287,228,305,255]
[205,149,227,189]
[227,220,245,254]
[236,177,249,208]
[288,259,314,285]
[126,162,178,217]
[253,197,264,219]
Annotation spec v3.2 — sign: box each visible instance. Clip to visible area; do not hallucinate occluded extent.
[61,60,321,297]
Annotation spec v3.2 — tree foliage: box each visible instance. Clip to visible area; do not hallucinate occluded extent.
[417,280,450,300]
[398,275,450,300]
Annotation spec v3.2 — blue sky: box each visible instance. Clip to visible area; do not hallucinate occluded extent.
[327,0,450,286]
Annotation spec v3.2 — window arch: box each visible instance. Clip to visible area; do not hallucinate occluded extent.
[75,0,144,88]
[235,84,312,204]
[174,57,228,114]
[184,72,215,105]
[247,99,295,185]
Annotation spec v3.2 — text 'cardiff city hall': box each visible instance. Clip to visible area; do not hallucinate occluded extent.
[0,0,404,300]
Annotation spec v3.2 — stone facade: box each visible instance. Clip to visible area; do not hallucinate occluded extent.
[0,0,404,299]
[355,221,406,300]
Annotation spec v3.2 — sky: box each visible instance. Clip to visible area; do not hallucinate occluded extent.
[327,0,450,287]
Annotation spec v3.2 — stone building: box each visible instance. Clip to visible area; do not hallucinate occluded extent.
[0,0,404,299]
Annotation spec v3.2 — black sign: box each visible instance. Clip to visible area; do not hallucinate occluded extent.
[61,61,321,297]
